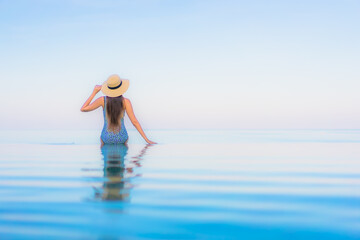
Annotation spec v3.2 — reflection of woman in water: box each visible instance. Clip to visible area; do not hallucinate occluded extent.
[96,144,129,201]
[80,74,156,146]
[93,144,152,201]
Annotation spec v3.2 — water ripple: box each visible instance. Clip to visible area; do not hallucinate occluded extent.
[0,131,360,239]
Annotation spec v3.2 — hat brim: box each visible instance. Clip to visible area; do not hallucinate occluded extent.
[101,79,129,97]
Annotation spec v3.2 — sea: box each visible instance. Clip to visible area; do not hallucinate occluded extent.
[0,129,359,239]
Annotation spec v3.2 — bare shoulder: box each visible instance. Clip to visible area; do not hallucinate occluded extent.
[96,96,105,107]
[123,97,133,110]
[123,97,131,104]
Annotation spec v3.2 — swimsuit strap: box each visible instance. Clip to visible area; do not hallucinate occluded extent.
[103,96,106,118]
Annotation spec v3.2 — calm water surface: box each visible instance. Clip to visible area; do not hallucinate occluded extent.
[0,130,359,239]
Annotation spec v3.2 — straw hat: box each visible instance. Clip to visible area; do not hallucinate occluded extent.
[101,74,129,97]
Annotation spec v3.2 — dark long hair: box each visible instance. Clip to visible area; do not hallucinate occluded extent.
[106,96,125,132]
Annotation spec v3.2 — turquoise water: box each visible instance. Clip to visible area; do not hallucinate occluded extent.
[0,130,359,239]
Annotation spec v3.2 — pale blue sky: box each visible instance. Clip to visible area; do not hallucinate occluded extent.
[0,0,359,130]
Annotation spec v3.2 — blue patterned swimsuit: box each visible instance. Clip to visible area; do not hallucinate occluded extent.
[101,96,128,144]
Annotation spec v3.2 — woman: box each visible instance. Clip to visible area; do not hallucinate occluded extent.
[81,74,156,146]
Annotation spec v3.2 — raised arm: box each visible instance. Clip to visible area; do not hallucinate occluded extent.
[80,85,104,112]
[124,98,156,144]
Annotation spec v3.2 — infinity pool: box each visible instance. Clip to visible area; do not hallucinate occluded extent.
[0,130,359,239]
